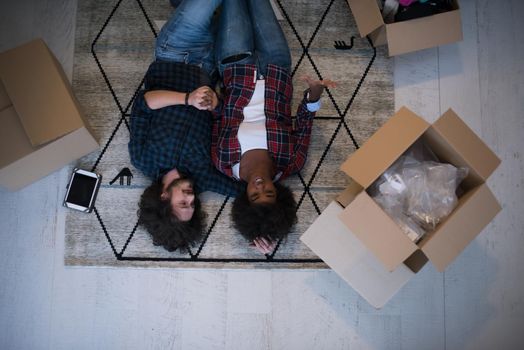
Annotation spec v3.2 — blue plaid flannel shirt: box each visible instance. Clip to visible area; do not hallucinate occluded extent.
[128,61,243,196]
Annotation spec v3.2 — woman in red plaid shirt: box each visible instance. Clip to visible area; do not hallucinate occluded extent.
[212,0,336,254]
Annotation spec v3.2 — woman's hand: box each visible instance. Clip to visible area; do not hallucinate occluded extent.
[189,86,218,110]
[250,236,277,255]
[301,75,337,102]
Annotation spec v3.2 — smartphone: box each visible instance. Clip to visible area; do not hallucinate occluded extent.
[63,168,102,213]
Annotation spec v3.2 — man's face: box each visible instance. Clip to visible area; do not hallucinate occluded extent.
[246,177,277,205]
[168,179,195,221]
[161,169,195,221]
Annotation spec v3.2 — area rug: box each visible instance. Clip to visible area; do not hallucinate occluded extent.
[65,0,394,268]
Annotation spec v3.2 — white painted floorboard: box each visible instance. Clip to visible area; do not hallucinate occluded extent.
[1,0,523,349]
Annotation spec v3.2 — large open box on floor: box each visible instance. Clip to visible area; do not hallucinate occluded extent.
[301,107,501,308]
[346,0,463,56]
[0,39,98,191]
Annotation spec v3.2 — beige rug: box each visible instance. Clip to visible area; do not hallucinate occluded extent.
[65,0,394,268]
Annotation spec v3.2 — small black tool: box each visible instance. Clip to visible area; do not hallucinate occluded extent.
[334,37,355,50]
[110,167,133,186]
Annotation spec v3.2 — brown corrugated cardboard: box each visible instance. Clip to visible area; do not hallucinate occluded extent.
[385,9,462,56]
[339,107,501,272]
[0,40,84,146]
[338,192,418,272]
[301,202,415,309]
[347,0,463,56]
[0,106,36,166]
[0,79,10,110]
[403,250,428,273]
[432,109,501,181]
[418,184,501,271]
[301,106,500,307]
[0,39,98,191]
[335,180,362,207]
[340,106,428,189]
[346,0,383,37]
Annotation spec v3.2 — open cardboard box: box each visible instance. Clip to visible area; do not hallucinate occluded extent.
[301,107,501,308]
[346,0,463,56]
[0,39,98,191]
[301,183,417,308]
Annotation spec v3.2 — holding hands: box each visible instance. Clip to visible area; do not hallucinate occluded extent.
[144,86,218,111]
[188,86,218,111]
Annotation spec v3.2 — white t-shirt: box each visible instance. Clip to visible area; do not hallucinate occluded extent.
[232,80,268,179]
[232,79,321,180]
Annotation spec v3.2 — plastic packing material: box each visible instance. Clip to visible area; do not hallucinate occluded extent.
[373,193,427,242]
[404,161,468,231]
[368,140,469,241]
[382,0,400,24]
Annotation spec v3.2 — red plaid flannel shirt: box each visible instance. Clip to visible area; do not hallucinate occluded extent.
[212,64,315,180]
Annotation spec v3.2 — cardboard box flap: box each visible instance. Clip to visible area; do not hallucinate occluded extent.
[385,9,463,56]
[0,39,83,146]
[338,191,418,271]
[0,127,99,191]
[433,109,500,181]
[340,107,429,188]
[420,184,501,272]
[336,180,363,207]
[346,0,384,37]
[301,201,415,309]
[0,80,10,111]
[301,202,364,272]
[0,107,38,168]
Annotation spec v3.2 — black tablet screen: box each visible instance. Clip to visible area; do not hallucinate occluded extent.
[66,173,97,207]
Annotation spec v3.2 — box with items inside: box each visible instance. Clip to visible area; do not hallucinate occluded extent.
[301,107,501,308]
[366,138,469,244]
[346,0,462,56]
[338,107,501,273]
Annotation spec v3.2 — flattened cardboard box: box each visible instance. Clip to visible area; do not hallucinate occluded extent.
[346,0,463,56]
[0,39,98,191]
[301,107,501,308]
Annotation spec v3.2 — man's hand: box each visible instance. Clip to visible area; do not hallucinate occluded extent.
[144,88,217,110]
[250,236,277,255]
[188,86,218,111]
[301,75,337,102]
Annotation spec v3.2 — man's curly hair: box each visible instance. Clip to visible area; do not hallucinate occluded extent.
[231,182,297,242]
[137,179,205,252]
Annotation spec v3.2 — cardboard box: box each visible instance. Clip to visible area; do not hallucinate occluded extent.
[0,39,98,191]
[301,184,416,308]
[347,0,463,56]
[301,107,501,307]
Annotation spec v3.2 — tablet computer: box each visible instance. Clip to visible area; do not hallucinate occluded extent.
[63,168,102,213]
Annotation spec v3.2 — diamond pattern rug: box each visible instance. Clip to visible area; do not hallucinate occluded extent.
[65,0,394,268]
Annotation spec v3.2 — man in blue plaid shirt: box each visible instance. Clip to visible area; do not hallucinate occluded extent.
[128,0,242,252]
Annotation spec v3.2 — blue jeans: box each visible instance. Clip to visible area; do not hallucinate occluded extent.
[215,0,291,77]
[155,0,222,77]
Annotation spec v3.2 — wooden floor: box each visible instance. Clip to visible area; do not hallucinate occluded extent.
[0,0,523,349]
